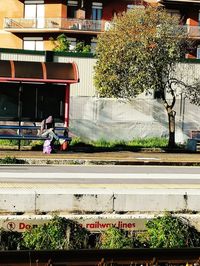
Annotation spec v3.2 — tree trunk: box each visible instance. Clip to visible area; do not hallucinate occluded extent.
[167,109,176,148]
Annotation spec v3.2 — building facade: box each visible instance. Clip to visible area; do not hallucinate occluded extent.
[1,0,200,56]
[159,0,200,58]
[1,0,144,52]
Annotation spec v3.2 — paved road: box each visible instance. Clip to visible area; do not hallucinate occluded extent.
[0,165,200,214]
[0,165,200,186]
[0,165,200,173]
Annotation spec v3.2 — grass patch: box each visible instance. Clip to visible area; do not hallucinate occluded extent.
[127,137,168,148]
[69,137,170,152]
[70,137,168,148]
[83,137,167,148]
[0,139,32,146]
[0,137,180,152]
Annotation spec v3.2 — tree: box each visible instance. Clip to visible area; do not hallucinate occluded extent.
[94,6,190,148]
[136,212,200,248]
[50,34,91,53]
[22,216,90,250]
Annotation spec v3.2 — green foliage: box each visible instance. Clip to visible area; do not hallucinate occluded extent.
[127,137,168,148]
[99,227,132,249]
[50,34,70,52]
[73,41,91,53]
[0,228,22,250]
[71,137,168,148]
[91,138,118,148]
[137,213,200,248]
[0,136,174,151]
[50,34,91,53]
[94,7,187,98]
[0,139,16,146]
[0,139,31,146]
[22,216,90,250]
[94,6,189,148]
[70,137,82,146]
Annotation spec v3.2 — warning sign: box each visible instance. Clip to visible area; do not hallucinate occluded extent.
[0,217,147,233]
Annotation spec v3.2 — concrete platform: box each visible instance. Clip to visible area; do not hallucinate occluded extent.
[0,149,200,231]
[0,149,200,165]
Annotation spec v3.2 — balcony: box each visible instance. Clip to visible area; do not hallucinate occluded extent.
[158,0,200,4]
[4,17,107,33]
[182,25,200,39]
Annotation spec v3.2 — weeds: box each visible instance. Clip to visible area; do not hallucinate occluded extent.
[71,137,169,149]
[0,156,26,164]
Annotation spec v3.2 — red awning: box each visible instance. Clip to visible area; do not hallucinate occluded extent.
[0,60,79,84]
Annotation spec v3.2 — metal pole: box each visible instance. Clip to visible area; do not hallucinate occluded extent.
[62,84,70,151]
[18,82,23,150]
[64,84,70,127]
[182,96,186,132]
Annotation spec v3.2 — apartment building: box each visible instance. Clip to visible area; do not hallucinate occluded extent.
[1,0,200,57]
[0,0,144,52]
[159,0,200,58]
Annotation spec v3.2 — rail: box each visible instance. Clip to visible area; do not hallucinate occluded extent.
[0,248,200,266]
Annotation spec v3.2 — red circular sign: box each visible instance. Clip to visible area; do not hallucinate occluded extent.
[7,222,16,231]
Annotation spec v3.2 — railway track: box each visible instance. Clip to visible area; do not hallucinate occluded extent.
[1,248,200,266]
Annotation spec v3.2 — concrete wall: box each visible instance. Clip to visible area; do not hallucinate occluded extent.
[0,188,199,214]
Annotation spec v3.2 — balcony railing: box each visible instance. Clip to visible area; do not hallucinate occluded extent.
[181,25,200,38]
[159,0,200,3]
[4,18,200,38]
[4,17,107,32]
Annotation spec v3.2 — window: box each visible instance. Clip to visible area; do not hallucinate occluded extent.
[67,0,78,18]
[127,4,144,10]
[127,0,144,10]
[166,9,181,19]
[24,0,44,3]
[0,83,19,120]
[0,83,65,121]
[23,37,44,51]
[197,45,200,59]
[24,3,44,28]
[92,2,102,20]
[91,38,97,53]
[198,10,200,25]
[68,37,76,51]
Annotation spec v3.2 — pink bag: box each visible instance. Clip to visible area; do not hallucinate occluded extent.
[43,140,52,154]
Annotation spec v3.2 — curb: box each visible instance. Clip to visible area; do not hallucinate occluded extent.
[5,158,200,166]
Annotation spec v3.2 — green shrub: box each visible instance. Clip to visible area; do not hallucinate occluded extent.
[22,216,90,250]
[137,212,200,248]
[0,228,22,250]
[98,227,132,249]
